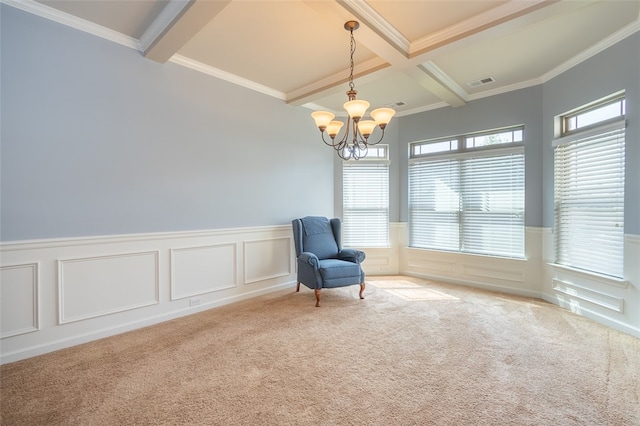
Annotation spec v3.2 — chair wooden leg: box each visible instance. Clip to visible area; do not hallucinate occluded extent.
[314,289,321,307]
[359,282,365,300]
[296,282,301,292]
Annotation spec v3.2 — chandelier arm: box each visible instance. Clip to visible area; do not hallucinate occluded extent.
[335,138,348,153]
[320,131,338,147]
[334,117,352,147]
[366,128,386,145]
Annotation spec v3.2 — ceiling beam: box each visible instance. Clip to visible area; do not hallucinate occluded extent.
[405,62,467,108]
[286,57,391,106]
[143,0,231,63]
[409,0,555,58]
[290,0,409,106]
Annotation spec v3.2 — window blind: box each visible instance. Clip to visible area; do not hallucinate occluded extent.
[554,124,625,278]
[409,150,524,258]
[409,160,460,251]
[460,153,525,257]
[343,162,389,247]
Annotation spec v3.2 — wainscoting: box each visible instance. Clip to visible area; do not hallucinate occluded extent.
[1,224,638,363]
[542,230,640,338]
[0,226,295,364]
[398,226,544,298]
[396,225,639,338]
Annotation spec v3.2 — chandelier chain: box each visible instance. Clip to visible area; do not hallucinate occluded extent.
[348,29,356,92]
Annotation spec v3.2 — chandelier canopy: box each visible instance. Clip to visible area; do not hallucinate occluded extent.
[311,21,395,160]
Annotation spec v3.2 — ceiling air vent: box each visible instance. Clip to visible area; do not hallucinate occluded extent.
[467,77,495,88]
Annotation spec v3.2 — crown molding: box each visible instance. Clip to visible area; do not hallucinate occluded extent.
[169,55,286,101]
[540,19,640,84]
[467,78,543,103]
[1,0,141,51]
[410,0,549,56]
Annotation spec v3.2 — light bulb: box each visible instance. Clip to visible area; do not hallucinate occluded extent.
[357,120,377,138]
[370,108,395,129]
[311,111,335,131]
[343,100,370,121]
[326,121,344,138]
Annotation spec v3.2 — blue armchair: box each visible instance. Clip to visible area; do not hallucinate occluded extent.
[292,216,366,307]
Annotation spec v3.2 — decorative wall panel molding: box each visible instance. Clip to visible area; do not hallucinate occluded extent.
[170,243,237,300]
[58,251,159,324]
[364,255,391,272]
[243,237,291,284]
[463,265,524,283]
[0,226,297,364]
[548,262,629,289]
[552,279,624,313]
[407,257,455,273]
[0,263,39,338]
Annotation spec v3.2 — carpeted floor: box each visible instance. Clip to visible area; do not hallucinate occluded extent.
[1,276,639,425]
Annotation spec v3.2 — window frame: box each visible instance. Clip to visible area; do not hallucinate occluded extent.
[561,94,626,137]
[553,93,626,279]
[409,126,525,259]
[342,144,390,248]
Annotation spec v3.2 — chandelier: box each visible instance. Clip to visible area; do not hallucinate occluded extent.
[311,21,395,160]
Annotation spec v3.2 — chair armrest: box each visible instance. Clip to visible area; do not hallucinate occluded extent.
[338,248,365,263]
[299,252,319,268]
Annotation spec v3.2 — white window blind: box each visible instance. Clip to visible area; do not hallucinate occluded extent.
[409,149,524,258]
[343,162,389,247]
[553,121,625,278]
[461,152,525,257]
[409,160,460,251]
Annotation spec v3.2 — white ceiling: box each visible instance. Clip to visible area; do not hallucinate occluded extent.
[10,0,640,117]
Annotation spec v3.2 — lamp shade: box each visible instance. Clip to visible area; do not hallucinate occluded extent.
[370,108,396,127]
[357,120,377,138]
[326,120,344,138]
[343,99,370,120]
[311,111,335,130]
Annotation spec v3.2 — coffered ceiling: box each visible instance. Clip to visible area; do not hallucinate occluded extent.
[8,0,640,116]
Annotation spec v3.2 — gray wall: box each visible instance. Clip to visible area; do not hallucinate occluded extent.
[398,86,544,227]
[542,33,640,234]
[1,6,334,241]
[3,5,638,241]
[397,32,639,235]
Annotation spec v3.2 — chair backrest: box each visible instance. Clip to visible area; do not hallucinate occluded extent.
[292,216,341,260]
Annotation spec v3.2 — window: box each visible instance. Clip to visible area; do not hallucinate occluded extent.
[343,145,389,247]
[409,127,524,258]
[554,94,626,278]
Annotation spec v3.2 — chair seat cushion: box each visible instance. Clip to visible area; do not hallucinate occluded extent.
[318,259,361,281]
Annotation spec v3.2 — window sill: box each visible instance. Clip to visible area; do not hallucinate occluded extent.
[407,246,527,262]
[547,263,628,288]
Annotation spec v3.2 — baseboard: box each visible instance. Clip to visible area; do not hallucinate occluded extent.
[1,280,296,364]
[403,271,541,299]
[542,292,640,339]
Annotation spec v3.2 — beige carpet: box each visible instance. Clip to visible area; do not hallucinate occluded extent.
[1,276,639,425]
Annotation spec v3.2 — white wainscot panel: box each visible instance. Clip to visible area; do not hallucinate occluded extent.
[171,243,237,300]
[408,257,455,273]
[552,278,624,313]
[364,255,391,273]
[1,263,39,338]
[463,265,524,283]
[58,251,159,324]
[244,237,291,284]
